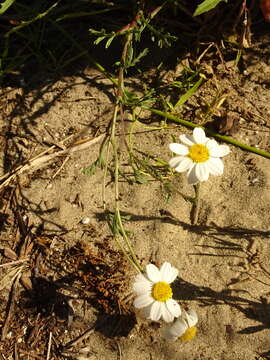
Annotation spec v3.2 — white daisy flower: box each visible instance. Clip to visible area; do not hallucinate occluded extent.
[133,262,181,323]
[169,127,230,184]
[163,309,198,342]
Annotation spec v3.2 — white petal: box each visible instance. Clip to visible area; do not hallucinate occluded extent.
[160,262,178,283]
[169,156,184,169]
[134,273,146,283]
[206,139,219,152]
[134,294,154,309]
[162,326,178,341]
[218,144,230,157]
[150,301,162,321]
[146,264,161,282]
[175,157,193,173]
[133,277,152,295]
[185,309,198,328]
[163,318,187,340]
[161,302,174,323]
[142,304,152,319]
[187,165,199,184]
[193,127,207,144]
[166,299,181,318]
[207,157,224,176]
[133,273,150,286]
[169,143,189,155]
[195,162,209,182]
[208,140,230,158]
[172,318,188,337]
[179,134,195,146]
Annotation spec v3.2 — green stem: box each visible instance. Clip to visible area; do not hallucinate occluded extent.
[114,229,141,274]
[143,107,270,159]
[110,104,142,273]
[191,183,201,225]
[116,209,143,273]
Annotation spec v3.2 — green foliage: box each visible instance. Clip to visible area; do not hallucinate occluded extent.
[0,0,16,14]
[194,0,228,16]
[90,11,178,61]
[125,46,149,68]
[5,1,59,37]
[174,75,205,108]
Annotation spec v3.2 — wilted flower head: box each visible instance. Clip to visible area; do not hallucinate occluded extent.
[163,309,198,342]
[169,127,230,184]
[133,262,181,323]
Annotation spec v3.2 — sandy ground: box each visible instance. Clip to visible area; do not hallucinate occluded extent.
[0,34,270,360]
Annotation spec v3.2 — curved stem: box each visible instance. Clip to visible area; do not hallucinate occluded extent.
[111,104,142,273]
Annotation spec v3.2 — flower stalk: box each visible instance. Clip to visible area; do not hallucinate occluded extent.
[191,183,201,225]
[145,107,270,159]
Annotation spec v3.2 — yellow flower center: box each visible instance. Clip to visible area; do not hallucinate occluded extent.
[151,281,172,302]
[189,144,209,163]
[179,326,197,342]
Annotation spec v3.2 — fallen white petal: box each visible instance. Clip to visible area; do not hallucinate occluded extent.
[162,326,178,341]
[163,318,187,340]
[172,318,188,336]
[146,264,161,282]
[185,309,198,328]
[169,143,189,156]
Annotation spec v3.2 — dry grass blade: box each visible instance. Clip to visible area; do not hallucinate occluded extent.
[0,258,29,269]
[0,266,24,291]
[62,325,96,350]
[0,134,105,190]
[1,275,20,340]
[46,332,52,360]
[19,350,47,360]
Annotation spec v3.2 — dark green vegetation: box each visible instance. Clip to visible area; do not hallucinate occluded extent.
[0,0,267,84]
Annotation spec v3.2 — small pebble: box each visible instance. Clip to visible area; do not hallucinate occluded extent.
[251,178,259,184]
[81,217,90,225]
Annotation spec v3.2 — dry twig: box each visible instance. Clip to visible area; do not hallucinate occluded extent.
[0,134,105,189]
[46,332,52,360]
[1,275,20,340]
[62,325,95,350]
